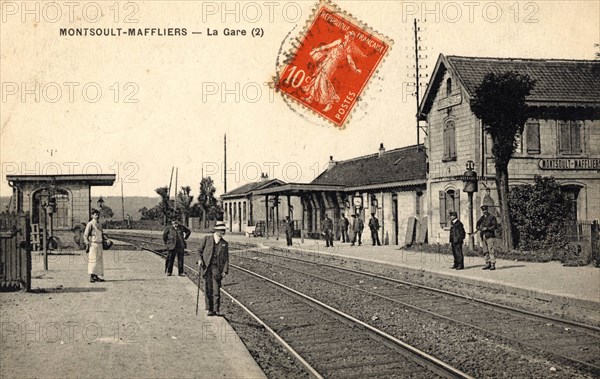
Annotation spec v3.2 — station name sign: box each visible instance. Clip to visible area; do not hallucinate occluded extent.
[437,93,462,110]
[538,158,600,170]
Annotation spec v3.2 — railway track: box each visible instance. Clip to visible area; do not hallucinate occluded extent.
[230,249,600,377]
[108,231,599,378]
[109,232,472,379]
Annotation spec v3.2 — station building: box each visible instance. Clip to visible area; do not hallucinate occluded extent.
[6,174,116,247]
[221,174,293,234]
[225,144,427,245]
[418,55,600,244]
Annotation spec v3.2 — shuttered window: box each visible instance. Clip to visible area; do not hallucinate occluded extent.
[439,189,460,227]
[559,121,582,155]
[443,120,456,161]
[526,122,540,154]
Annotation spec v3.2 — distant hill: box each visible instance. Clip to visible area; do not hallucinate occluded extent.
[0,196,160,220]
[91,196,162,220]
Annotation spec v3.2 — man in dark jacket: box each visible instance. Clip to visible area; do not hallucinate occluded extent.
[339,213,349,243]
[368,213,381,246]
[198,222,229,316]
[322,214,334,247]
[351,214,364,246]
[449,211,466,270]
[284,216,294,246]
[162,217,191,276]
[476,205,498,270]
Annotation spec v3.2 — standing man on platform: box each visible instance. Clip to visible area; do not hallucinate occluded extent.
[163,217,191,276]
[476,206,498,270]
[449,211,465,270]
[322,214,334,247]
[368,213,381,246]
[351,214,364,246]
[198,222,229,316]
[284,216,294,246]
[339,213,349,243]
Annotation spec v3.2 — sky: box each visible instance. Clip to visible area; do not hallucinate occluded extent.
[1,0,598,199]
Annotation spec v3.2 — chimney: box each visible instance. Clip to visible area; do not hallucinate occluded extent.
[260,172,269,181]
[378,143,385,158]
[327,155,336,171]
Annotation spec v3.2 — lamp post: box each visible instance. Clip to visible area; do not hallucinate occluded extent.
[462,160,478,251]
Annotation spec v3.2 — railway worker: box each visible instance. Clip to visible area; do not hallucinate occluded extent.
[368,213,382,246]
[448,211,465,270]
[476,205,498,270]
[284,216,294,246]
[162,216,191,276]
[322,214,334,247]
[339,213,350,243]
[83,209,105,283]
[350,214,364,246]
[198,222,229,316]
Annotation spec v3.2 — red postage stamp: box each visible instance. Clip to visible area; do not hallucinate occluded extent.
[276,1,392,128]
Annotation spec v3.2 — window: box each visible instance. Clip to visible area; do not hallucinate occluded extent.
[515,132,523,154]
[446,78,452,97]
[54,192,70,229]
[559,121,582,155]
[415,191,423,216]
[561,186,581,221]
[526,122,541,154]
[443,120,456,161]
[439,189,460,227]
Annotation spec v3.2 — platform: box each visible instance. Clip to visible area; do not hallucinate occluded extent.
[0,248,266,379]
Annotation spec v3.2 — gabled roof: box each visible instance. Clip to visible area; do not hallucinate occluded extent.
[419,54,600,118]
[310,145,426,189]
[221,178,285,199]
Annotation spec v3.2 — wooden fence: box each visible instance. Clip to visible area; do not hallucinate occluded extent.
[0,212,31,291]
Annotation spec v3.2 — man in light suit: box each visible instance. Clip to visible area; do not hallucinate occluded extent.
[162,217,191,276]
[198,222,229,316]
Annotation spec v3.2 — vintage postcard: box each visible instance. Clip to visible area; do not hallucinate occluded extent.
[1,1,599,379]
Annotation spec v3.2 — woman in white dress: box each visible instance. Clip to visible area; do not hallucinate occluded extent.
[83,209,105,283]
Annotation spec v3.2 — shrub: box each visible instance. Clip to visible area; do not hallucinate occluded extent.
[509,176,572,250]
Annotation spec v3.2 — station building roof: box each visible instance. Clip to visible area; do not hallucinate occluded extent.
[311,145,427,190]
[7,174,116,186]
[419,55,600,118]
[221,178,285,199]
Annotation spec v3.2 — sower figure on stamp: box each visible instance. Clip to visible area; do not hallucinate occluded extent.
[198,222,229,316]
[84,209,105,283]
[368,213,381,246]
[476,206,498,270]
[322,214,334,247]
[284,216,294,246]
[339,213,349,243]
[351,214,364,246]
[303,31,366,112]
[163,216,191,276]
[449,211,466,270]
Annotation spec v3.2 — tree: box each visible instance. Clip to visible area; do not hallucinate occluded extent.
[471,71,535,250]
[155,186,172,225]
[509,176,572,250]
[199,177,219,227]
[99,204,114,219]
[177,186,193,225]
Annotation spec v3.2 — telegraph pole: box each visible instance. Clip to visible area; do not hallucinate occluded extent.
[412,19,428,151]
[223,134,227,194]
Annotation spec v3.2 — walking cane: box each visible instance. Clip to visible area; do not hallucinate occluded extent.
[196,269,201,316]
